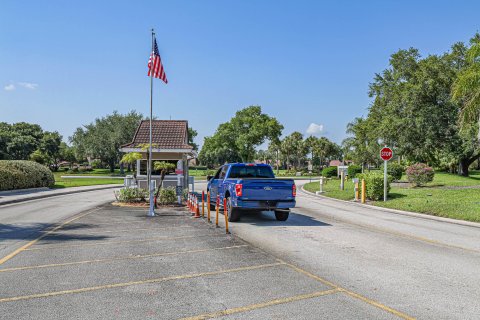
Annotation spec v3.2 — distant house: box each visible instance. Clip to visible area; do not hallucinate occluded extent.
[329,160,353,167]
[119,120,196,188]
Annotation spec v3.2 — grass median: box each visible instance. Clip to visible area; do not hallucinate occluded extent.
[304,171,480,222]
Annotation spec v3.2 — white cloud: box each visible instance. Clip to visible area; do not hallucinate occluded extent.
[306,123,324,136]
[4,84,15,91]
[18,82,38,90]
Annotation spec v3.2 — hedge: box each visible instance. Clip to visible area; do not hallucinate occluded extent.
[380,162,404,181]
[357,172,393,201]
[0,160,55,191]
[347,165,362,178]
[322,166,337,178]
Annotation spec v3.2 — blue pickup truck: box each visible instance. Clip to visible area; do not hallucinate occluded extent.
[207,163,296,222]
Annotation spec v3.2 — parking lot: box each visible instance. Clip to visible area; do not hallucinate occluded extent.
[0,204,411,319]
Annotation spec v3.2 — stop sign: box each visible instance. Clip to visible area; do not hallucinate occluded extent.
[380,147,393,161]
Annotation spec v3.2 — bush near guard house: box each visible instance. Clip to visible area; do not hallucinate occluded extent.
[380,162,404,181]
[322,166,337,178]
[0,160,55,191]
[347,165,362,178]
[358,172,393,201]
[115,187,148,202]
[158,186,177,205]
[406,163,434,187]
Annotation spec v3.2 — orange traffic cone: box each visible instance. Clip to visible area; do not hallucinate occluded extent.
[193,196,201,218]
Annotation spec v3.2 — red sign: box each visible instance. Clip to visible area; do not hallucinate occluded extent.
[175,169,184,175]
[380,147,393,161]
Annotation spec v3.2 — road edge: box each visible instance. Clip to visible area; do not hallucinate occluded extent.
[301,185,480,228]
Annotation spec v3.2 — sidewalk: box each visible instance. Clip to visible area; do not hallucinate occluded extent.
[0,185,121,206]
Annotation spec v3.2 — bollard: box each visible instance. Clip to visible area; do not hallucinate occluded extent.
[361,179,366,204]
[355,182,359,201]
[223,198,230,234]
[202,191,205,218]
[207,192,211,223]
[215,195,220,228]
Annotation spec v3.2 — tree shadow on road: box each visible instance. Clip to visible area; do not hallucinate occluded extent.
[0,223,109,242]
[237,210,331,227]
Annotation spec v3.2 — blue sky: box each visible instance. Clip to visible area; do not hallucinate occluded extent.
[1,1,479,148]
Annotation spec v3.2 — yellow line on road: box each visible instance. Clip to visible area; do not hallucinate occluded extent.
[23,233,224,251]
[179,288,341,320]
[0,245,249,272]
[0,207,101,266]
[281,261,415,320]
[0,262,284,303]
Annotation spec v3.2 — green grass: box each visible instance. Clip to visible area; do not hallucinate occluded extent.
[57,168,134,176]
[304,171,480,222]
[53,172,123,188]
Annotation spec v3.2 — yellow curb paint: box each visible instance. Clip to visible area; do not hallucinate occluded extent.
[0,262,284,303]
[179,288,341,320]
[0,207,101,266]
[0,245,249,273]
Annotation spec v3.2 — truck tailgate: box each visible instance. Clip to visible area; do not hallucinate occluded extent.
[239,179,294,201]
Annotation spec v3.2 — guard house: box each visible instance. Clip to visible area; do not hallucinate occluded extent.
[119,120,196,189]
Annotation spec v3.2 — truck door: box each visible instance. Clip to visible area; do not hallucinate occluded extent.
[209,167,223,200]
[217,166,228,203]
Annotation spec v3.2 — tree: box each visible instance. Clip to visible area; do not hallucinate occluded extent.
[199,106,282,166]
[188,127,198,150]
[281,132,307,170]
[39,131,63,170]
[229,106,283,162]
[120,152,142,174]
[70,111,143,172]
[153,161,176,204]
[351,37,480,175]
[452,34,480,141]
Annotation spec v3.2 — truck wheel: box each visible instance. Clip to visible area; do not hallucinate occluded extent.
[274,210,289,221]
[227,197,241,222]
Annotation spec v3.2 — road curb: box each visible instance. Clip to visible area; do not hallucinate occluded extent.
[0,185,121,207]
[301,185,480,229]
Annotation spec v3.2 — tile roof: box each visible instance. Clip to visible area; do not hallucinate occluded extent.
[121,120,193,150]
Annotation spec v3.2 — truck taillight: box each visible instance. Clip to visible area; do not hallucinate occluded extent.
[292,184,296,197]
[235,184,243,197]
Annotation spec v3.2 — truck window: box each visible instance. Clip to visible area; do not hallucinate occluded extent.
[219,166,227,179]
[213,168,222,179]
[228,166,275,179]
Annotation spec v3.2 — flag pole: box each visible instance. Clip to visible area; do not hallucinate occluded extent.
[148,29,155,217]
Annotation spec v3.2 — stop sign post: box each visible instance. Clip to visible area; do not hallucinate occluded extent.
[380,147,393,201]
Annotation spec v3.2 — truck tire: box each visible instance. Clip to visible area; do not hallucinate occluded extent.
[226,197,241,222]
[274,210,289,221]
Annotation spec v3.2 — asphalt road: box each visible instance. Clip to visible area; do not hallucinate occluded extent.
[195,180,480,319]
[1,182,479,319]
[0,188,117,260]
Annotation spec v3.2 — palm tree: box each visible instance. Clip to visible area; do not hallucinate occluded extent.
[452,36,480,142]
[153,161,176,204]
[120,152,142,175]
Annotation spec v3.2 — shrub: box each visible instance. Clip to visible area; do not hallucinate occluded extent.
[406,163,434,186]
[322,166,337,178]
[115,187,148,202]
[0,160,55,191]
[189,166,207,170]
[358,172,393,201]
[380,162,404,181]
[347,165,362,178]
[158,187,177,205]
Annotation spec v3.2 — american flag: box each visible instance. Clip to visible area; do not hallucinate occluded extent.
[148,38,168,84]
